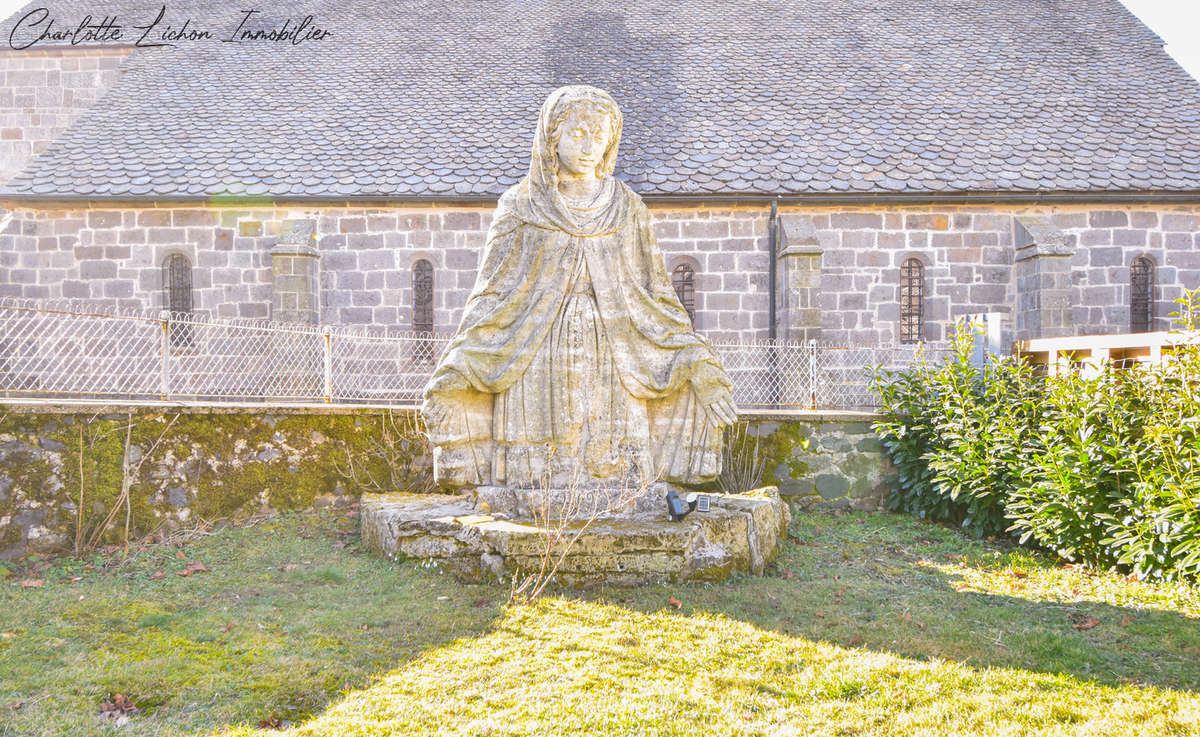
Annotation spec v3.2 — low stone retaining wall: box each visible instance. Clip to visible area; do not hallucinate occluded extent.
[0,404,429,559]
[744,411,894,511]
[0,404,890,559]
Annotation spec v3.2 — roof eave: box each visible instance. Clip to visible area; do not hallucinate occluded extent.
[4,189,1200,209]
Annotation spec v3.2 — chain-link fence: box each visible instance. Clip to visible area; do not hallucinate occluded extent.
[0,299,941,410]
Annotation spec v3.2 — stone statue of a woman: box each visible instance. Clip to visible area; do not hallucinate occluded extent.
[422,85,737,490]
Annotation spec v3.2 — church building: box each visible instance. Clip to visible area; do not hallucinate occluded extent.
[2,0,1199,349]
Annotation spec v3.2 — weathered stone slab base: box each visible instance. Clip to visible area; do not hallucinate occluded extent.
[360,487,790,586]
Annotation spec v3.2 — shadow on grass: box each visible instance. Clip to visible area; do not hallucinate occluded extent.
[194,508,1200,736]
[613,509,1200,695]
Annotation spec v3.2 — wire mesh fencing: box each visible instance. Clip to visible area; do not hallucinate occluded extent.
[0,299,941,410]
[713,339,949,409]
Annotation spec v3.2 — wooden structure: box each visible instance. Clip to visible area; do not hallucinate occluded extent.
[1014,331,1195,376]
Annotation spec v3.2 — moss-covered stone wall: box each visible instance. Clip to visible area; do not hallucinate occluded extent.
[0,406,430,559]
[746,412,893,511]
[0,406,888,559]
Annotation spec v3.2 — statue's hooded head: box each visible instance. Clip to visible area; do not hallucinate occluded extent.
[532,85,623,185]
[519,85,627,236]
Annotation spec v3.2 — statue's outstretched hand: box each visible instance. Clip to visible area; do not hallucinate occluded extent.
[421,371,470,432]
[701,388,739,429]
[691,363,738,429]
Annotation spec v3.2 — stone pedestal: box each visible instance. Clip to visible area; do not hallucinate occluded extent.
[360,487,791,586]
[776,214,824,343]
[1014,216,1075,340]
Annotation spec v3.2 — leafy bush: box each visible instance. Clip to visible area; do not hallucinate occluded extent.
[872,288,1200,582]
[872,327,1043,539]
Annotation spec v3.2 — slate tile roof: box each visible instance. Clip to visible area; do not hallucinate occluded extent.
[3,0,1200,199]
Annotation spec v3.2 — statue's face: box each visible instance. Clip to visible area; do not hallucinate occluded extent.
[555,109,612,178]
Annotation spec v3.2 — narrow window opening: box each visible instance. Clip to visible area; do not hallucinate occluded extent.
[162,253,193,349]
[671,263,696,325]
[1130,256,1154,333]
[900,257,925,344]
[413,259,435,362]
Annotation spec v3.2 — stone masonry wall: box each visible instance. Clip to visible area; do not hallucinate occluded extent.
[1,202,1197,345]
[0,406,431,559]
[0,406,882,559]
[748,413,893,511]
[0,48,133,184]
[0,204,770,342]
[798,204,1200,345]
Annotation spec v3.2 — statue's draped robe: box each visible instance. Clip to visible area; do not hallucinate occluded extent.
[425,175,731,487]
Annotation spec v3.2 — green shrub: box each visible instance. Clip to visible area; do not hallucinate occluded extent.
[1002,366,1134,568]
[872,326,1042,539]
[872,287,1200,582]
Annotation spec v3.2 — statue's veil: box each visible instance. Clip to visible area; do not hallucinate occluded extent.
[522,85,626,237]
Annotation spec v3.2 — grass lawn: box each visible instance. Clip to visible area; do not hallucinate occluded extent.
[2,504,1199,736]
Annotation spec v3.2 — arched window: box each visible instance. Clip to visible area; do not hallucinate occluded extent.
[900,257,924,344]
[1130,256,1154,333]
[412,259,434,362]
[412,259,434,333]
[671,263,696,325]
[162,253,193,349]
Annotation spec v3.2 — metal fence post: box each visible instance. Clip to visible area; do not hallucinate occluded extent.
[159,310,170,400]
[808,339,817,409]
[323,326,333,403]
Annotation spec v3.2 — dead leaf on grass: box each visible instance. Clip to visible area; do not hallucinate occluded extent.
[175,551,186,560]
[100,693,137,722]
[780,569,797,580]
[1121,615,1135,627]
[1073,616,1101,631]
[185,561,208,573]
[667,596,682,609]
[150,571,165,580]
[69,577,82,584]
[847,634,863,646]
[176,569,191,577]
[19,579,42,588]
[258,716,284,729]
[279,564,298,572]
